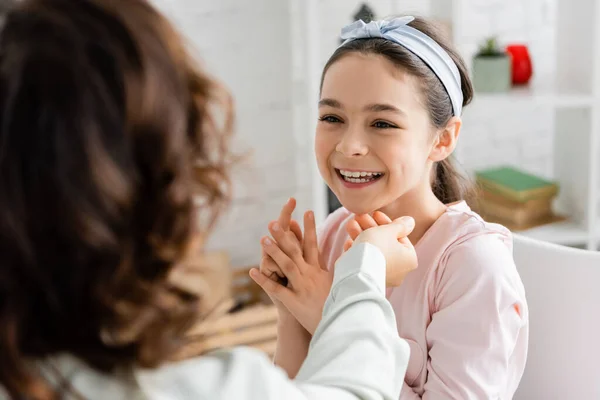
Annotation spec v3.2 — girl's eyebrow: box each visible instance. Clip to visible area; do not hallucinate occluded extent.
[365,103,407,117]
[318,98,342,109]
[318,98,407,117]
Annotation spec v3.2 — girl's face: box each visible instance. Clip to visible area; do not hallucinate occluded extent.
[316,53,440,215]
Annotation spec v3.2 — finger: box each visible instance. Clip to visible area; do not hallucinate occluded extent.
[393,232,419,274]
[355,214,378,231]
[260,251,283,281]
[387,216,416,239]
[278,197,297,231]
[269,222,304,267]
[399,236,413,246]
[373,210,392,225]
[343,238,353,252]
[302,211,319,266]
[250,268,292,303]
[390,215,415,239]
[289,219,303,243]
[262,236,302,281]
[345,218,363,240]
[261,253,289,286]
[355,216,416,245]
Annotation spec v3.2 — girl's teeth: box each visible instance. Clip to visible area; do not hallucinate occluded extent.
[339,170,382,178]
[338,169,384,184]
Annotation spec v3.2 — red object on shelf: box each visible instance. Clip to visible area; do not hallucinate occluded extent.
[506,44,533,85]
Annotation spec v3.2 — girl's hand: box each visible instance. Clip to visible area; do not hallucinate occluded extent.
[256,198,312,379]
[258,197,305,321]
[250,210,330,335]
[259,198,303,287]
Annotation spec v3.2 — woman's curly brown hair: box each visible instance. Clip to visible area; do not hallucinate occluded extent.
[0,0,233,398]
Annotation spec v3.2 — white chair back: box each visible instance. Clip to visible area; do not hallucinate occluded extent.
[512,234,600,399]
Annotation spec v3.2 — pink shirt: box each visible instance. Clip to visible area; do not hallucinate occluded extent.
[318,201,528,399]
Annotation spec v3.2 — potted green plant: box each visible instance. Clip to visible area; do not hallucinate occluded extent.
[472,36,511,93]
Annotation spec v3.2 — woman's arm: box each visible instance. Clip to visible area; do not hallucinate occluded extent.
[142,243,411,400]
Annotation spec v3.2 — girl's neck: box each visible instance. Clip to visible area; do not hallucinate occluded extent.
[378,187,448,246]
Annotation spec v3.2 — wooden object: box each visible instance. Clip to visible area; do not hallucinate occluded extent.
[178,303,278,360]
[176,264,279,361]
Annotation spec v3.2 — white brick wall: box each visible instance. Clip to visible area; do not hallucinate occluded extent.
[452,0,557,180]
[151,0,559,266]
[152,0,311,267]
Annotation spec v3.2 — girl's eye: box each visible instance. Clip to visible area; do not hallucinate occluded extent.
[319,115,342,124]
[372,120,398,129]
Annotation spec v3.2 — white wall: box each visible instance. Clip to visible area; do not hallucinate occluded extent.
[151,0,316,267]
[451,0,557,180]
[151,0,559,266]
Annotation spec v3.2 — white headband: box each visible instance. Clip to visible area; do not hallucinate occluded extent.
[340,16,463,116]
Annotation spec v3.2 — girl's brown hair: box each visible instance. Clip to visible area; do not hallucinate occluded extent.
[0,0,232,397]
[321,16,475,204]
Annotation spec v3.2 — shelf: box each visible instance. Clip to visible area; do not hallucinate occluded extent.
[473,85,594,108]
[517,220,590,247]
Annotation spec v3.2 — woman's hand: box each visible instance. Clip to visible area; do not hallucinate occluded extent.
[343,211,392,251]
[353,216,418,287]
[345,212,417,287]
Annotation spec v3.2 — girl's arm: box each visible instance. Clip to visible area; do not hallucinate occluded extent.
[273,313,310,378]
[400,234,528,399]
[269,205,348,378]
[257,198,311,378]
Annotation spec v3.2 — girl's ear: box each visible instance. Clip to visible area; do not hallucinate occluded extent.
[429,116,461,162]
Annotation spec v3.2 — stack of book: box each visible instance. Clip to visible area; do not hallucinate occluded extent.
[474,166,561,231]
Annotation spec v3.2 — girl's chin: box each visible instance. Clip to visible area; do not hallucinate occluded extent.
[337,200,379,216]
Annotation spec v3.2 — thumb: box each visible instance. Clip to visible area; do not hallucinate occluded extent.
[249,268,291,303]
[388,216,416,238]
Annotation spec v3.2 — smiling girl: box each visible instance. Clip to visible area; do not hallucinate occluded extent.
[254,16,529,400]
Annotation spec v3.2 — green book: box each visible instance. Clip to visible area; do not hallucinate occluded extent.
[475,166,559,203]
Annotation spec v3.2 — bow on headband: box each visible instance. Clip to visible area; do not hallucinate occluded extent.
[340,16,416,40]
[339,16,464,117]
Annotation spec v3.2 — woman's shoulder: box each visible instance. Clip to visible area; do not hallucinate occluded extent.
[35,348,278,399]
[136,347,280,398]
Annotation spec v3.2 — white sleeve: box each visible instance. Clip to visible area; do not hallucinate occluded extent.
[137,243,410,400]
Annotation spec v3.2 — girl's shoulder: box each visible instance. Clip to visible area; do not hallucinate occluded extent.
[420,201,519,286]
[421,200,513,253]
[422,202,527,317]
